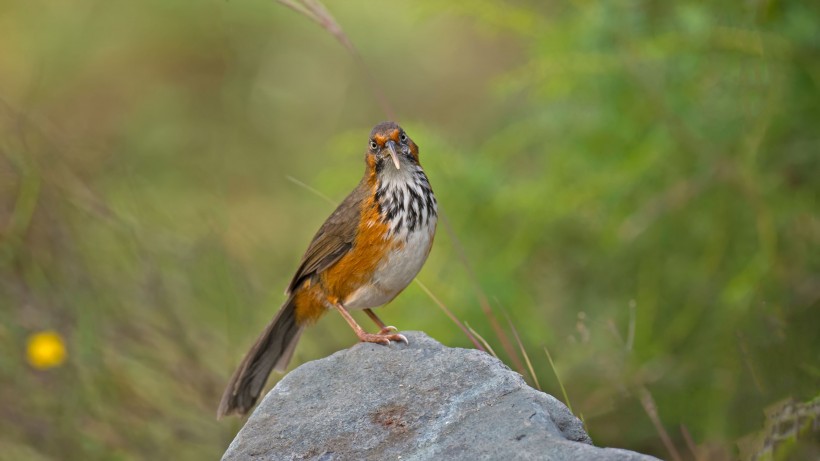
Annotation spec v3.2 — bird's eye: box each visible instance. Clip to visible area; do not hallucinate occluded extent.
[369,141,378,150]
[400,133,407,142]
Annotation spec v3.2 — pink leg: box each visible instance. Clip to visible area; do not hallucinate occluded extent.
[364,308,399,335]
[332,303,408,345]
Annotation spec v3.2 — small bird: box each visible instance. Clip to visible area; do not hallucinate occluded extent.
[217,121,437,418]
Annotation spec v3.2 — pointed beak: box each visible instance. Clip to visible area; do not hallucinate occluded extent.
[385,140,401,170]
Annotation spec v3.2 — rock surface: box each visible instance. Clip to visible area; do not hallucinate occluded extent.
[223,332,658,461]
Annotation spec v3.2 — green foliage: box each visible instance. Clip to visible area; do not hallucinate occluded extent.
[1,0,817,459]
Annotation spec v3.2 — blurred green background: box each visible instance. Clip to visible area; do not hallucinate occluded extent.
[1,0,818,459]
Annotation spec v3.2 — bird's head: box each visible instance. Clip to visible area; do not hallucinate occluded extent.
[366,121,419,173]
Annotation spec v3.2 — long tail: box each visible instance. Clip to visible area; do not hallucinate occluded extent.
[217,297,304,419]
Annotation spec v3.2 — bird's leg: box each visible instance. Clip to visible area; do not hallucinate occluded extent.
[364,308,398,335]
[332,303,408,345]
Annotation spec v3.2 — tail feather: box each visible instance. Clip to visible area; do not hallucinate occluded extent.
[217,297,303,419]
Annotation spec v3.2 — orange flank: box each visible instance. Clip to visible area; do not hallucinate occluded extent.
[291,281,324,325]
[292,179,397,325]
[322,190,392,300]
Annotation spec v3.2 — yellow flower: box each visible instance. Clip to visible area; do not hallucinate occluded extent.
[26,330,67,369]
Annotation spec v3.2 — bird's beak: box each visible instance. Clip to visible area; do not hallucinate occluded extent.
[385,140,401,170]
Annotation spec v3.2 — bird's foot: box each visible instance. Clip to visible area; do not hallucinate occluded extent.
[357,331,408,346]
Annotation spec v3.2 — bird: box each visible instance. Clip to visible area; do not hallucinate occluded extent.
[217,121,437,418]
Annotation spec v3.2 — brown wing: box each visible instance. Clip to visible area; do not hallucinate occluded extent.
[286,181,368,295]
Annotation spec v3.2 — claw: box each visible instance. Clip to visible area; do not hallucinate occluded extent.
[378,325,398,335]
[357,331,408,346]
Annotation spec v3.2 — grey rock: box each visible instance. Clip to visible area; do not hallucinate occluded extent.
[223,331,658,461]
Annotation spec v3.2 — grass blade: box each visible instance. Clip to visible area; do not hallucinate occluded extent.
[504,312,540,391]
[544,346,573,414]
[464,321,497,358]
[414,279,484,352]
